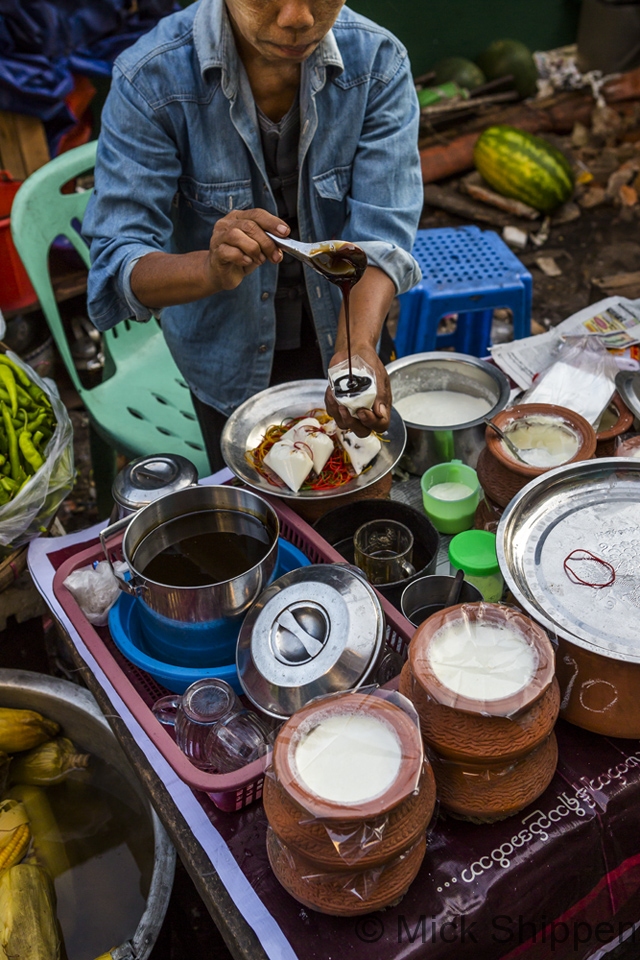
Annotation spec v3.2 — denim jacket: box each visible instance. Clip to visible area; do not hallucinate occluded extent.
[83,0,423,415]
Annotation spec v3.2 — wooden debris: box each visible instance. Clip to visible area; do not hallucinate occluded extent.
[579,185,607,208]
[535,256,563,277]
[423,183,534,229]
[606,159,640,198]
[420,133,479,184]
[461,172,540,219]
[552,201,581,224]
[591,270,640,300]
[620,184,638,206]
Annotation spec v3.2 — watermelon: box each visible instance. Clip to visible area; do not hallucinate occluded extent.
[473,125,575,213]
[476,40,538,99]
[433,57,486,91]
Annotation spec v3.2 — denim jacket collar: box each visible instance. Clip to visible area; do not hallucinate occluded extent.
[193,0,344,100]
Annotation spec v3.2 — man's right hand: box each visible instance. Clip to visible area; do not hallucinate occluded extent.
[207,209,290,290]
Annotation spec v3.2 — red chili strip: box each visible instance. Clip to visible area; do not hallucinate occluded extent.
[563,549,616,589]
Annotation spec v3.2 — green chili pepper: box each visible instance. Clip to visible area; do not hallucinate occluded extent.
[0,477,17,493]
[0,366,18,418]
[32,431,44,448]
[1,402,23,483]
[1,463,9,476]
[19,429,44,472]
[0,487,10,506]
[15,385,36,409]
[0,355,30,388]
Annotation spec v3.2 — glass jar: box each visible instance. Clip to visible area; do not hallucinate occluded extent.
[448,530,504,602]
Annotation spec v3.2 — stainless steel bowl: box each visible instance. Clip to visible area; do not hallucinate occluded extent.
[386,352,510,475]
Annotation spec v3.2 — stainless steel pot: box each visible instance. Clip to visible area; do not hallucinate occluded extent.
[0,669,175,960]
[386,352,510,475]
[101,485,279,623]
[112,453,199,519]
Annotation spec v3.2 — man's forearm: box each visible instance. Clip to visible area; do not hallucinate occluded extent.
[333,266,396,353]
[130,250,216,309]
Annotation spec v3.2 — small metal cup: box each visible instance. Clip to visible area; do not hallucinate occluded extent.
[353,519,415,585]
[401,575,483,628]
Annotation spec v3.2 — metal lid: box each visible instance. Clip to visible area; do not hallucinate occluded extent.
[236,565,385,719]
[112,454,198,512]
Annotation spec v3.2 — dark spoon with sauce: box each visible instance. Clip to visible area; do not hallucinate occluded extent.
[265,234,369,394]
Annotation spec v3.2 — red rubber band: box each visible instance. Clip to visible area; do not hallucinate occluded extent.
[563,549,616,589]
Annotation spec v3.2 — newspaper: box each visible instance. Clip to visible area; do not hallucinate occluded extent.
[490,297,640,390]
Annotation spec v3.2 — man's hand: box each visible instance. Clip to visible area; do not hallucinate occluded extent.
[208,209,289,290]
[325,342,391,437]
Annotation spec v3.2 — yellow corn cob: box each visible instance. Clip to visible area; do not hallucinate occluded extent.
[7,786,70,880]
[10,737,90,786]
[0,863,60,960]
[0,708,59,754]
[0,800,31,869]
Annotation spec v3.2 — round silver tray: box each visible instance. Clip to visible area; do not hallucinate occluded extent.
[615,369,640,421]
[220,379,406,500]
[497,457,640,661]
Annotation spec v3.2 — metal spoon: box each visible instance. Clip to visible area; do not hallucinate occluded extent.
[265,233,368,283]
[483,417,529,465]
[444,568,465,608]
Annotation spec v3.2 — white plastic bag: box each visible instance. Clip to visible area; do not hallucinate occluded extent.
[0,350,74,548]
[63,560,129,626]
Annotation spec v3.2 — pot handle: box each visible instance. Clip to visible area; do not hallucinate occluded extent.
[99,515,136,594]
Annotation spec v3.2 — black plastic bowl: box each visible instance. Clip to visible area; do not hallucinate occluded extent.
[313,499,440,611]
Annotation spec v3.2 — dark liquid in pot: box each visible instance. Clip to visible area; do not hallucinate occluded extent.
[139,513,272,587]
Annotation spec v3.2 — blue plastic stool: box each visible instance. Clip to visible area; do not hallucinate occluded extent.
[395,226,532,358]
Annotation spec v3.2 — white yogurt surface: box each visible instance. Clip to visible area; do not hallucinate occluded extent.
[294,713,402,803]
[395,391,492,427]
[428,620,537,702]
[503,416,580,468]
[428,481,475,501]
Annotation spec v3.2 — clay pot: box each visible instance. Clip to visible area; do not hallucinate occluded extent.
[399,661,561,762]
[400,603,559,821]
[270,691,424,821]
[615,434,640,459]
[429,734,558,824]
[267,827,427,916]
[476,446,527,508]
[408,603,555,717]
[474,493,504,532]
[595,393,634,457]
[264,762,436,871]
[485,403,597,478]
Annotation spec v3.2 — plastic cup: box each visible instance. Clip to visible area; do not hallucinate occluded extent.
[420,459,480,534]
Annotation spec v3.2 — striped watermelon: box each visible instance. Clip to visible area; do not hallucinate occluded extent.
[473,125,574,213]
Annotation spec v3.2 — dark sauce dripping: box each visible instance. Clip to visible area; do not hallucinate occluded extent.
[310,243,367,390]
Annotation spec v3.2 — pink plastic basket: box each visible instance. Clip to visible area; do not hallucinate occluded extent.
[52,495,415,812]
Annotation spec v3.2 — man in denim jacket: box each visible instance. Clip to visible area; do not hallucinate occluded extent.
[84,0,422,470]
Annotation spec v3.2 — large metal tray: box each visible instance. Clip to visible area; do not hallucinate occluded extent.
[615,370,640,421]
[220,379,406,500]
[497,457,640,661]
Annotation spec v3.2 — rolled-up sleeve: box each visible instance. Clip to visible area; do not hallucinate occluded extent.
[83,63,181,330]
[343,44,422,295]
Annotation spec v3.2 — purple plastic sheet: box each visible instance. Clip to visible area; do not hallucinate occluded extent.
[200,720,640,960]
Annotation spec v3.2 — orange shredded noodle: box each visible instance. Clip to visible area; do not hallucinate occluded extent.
[245,409,358,490]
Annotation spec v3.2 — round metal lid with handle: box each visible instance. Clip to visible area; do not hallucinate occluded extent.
[112,454,199,514]
[236,564,385,719]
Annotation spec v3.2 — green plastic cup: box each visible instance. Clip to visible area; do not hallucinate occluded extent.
[420,459,480,534]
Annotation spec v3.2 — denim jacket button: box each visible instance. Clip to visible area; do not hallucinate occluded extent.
[261,291,269,301]
[259,344,268,353]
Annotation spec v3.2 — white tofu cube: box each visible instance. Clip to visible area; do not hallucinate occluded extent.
[338,430,382,475]
[263,440,313,492]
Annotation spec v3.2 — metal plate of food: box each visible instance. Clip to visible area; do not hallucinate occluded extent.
[615,370,640,421]
[497,457,640,661]
[220,379,406,500]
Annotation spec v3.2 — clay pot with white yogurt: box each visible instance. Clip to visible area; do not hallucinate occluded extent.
[264,690,436,914]
[479,403,597,508]
[399,602,559,822]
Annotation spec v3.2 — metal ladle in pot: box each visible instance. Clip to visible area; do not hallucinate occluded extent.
[265,234,368,283]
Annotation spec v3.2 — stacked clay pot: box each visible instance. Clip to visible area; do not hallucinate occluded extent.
[264,691,436,916]
[399,602,560,823]
[478,403,597,508]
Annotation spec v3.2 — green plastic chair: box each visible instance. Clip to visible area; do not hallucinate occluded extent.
[10,141,210,512]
